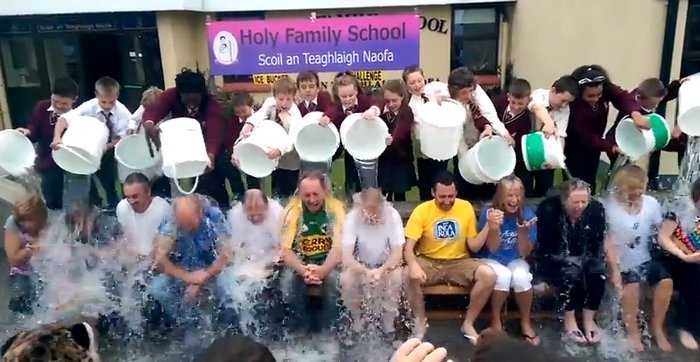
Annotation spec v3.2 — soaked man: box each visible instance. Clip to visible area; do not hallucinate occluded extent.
[149,196,233,330]
[220,189,285,336]
[280,171,345,332]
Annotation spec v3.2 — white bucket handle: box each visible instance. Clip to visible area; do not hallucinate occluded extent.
[57,144,94,165]
[171,167,200,195]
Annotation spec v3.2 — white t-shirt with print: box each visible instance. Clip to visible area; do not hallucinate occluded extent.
[605,195,662,271]
[116,196,171,256]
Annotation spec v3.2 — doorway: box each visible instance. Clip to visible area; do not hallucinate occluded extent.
[78,33,123,101]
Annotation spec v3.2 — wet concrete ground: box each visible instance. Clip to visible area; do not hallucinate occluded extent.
[1,200,699,361]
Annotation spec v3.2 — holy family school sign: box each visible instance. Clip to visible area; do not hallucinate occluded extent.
[207,14,421,75]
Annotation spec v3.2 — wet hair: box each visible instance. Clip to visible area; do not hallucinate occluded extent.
[12,194,48,229]
[332,73,360,102]
[298,171,329,190]
[124,172,151,189]
[231,91,254,108]
[194,334,276,362]
[447,67,477,97]
[433,171,456,190]
[296,70,320,87]
[570,64,611,92]
[691,177,700,203]
[272,77,297,96]
[64,201,98,230]
[401,65,424,83]
[471,330,582,362]
[140,86,163,107]
[382,79,408,101]
[243,189,269,207]
[51,77,78,99]
[611,164,648,192]
[552,75,579,97]
[94,76,120,95]
[175,67,211,113]
[492,175,525,224]
[557,178,591,201]
[637,78,668,99]
[508,78,531,98]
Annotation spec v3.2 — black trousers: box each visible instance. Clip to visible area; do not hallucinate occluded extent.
[453,156,496,201]
[514,156,554,198]
[40,166,64,210]
[415,158,449,201]
[216,150,261,199]
[151,176,171,199]
[564,152,599,193]
[89,149,119,209]
[194,170,232,209]
[547,261,606,312]
[271,169,299,198]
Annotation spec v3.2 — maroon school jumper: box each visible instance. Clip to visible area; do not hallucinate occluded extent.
[26,100,60,172]
[298,91,334,118]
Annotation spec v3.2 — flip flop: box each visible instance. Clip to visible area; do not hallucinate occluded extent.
[586,329,601,344]
[522,332,541,346]
[565,330,588,345]
[461,328,479,345]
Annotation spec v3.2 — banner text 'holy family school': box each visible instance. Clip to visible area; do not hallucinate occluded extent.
[207,14,420,75]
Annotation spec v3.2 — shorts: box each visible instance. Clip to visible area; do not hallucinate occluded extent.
[621,260,671,286]
[415,256,483,288]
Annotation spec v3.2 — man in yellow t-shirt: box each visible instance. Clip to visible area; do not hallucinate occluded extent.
[280,171,345,331]
[404,172,499,343]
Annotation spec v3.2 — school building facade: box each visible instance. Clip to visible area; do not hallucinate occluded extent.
[0,0,698,186]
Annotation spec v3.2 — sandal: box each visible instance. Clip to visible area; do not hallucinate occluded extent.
[565,330,588,345]
[522,332,541,346]
[585,329,601,344]
[461,328,479,345]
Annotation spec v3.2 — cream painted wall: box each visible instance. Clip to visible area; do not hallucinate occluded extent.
[261,6,452,92]
[156,11,212,88]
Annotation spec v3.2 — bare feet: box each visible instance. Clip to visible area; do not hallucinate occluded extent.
[583,320,601,344]
[413,317,427,339]
[679,329,698,350]
[521,323,540,346]
[652,328,672,353]
[628,336,645,352]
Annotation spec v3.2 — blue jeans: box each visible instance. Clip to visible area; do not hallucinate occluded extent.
[281,268,342,332]
[148,274,234,328]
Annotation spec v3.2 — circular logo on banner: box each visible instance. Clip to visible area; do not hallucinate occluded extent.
[212,31,238,65]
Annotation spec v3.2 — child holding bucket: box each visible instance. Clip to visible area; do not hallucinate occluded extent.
[566,65,646,192]
[296,70,337,177]
[522,76,579,197]
[51,76,131,209]
[377,79,417,202]
[239,77,301,198]
[219,92,261,200]
[403,65,446,201]
[604,165,673,352]
[329,72,383,196]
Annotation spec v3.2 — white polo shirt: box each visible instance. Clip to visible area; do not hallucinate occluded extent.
[62,98,131,137]
[528,88,569,138]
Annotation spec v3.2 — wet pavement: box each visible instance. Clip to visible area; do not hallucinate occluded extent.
[1,199,699,361]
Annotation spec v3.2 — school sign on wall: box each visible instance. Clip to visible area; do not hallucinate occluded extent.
[207,14,420,75]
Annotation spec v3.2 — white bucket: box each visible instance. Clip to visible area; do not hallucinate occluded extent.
[521,132,567,171]
[339,113,389,160]
[678,75,700,136]
[614,114,670,160]
[414,99,466,160]
[159,117,210,194]
[115,133,162,182]
[52,116,109,175]
[458,136,516,184]
[233,120,289,178]
[0,129,35,176]
[291,111,340,162]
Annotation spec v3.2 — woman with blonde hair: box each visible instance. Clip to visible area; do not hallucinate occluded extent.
[339,187,404,336]
[3,193,48,315]
[605,164,673,352]
[477,175,539,345]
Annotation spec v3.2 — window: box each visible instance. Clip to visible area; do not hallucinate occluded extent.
[451,7,500,74]
[681,2,700,76]
[1,37,40,88]
[216,12,265,83]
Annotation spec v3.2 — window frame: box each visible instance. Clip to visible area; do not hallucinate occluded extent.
[450,4,504,75]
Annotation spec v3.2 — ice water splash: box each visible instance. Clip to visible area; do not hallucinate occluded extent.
[663,137,700,220]
[269,334,340,362]
[25,212,125,328]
